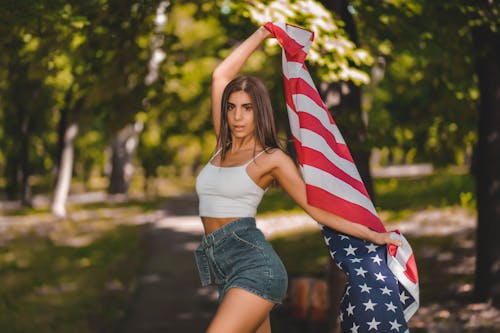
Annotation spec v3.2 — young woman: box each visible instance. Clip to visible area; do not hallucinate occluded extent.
[195,26,401,333]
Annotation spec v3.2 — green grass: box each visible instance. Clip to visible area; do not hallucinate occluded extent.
[259,169,475,218]
[271,230,329,279]
[0,224,145,333]
[374,169,475,211]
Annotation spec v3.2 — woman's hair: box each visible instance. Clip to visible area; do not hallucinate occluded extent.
[217,75,281,161]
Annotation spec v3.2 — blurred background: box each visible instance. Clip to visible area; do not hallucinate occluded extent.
[0,0,499,332]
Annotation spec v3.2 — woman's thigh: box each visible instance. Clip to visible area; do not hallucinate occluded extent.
[206,287,275,333]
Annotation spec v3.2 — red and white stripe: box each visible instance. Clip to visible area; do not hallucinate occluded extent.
[264,21,419,320]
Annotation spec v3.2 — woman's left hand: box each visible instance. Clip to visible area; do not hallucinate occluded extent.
[371,231,402,247]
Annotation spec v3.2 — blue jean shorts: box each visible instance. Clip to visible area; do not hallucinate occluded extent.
[194,217,288,303]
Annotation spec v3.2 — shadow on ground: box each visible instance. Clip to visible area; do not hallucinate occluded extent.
[117,224,218,333]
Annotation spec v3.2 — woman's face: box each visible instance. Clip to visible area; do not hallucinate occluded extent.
[226,90,255,140]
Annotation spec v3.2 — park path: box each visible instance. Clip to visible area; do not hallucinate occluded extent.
[116,195,319,333]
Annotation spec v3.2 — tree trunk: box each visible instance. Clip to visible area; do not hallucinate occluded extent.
[54,95,69,186]
[472,24,500,304]
[20,111,32,206]
[51,95,82,218]
[4,59,22,200]
[108,122,143,196]
[51,121,79,218]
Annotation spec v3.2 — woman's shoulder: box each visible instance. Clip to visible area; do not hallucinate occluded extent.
[262,147,293,164]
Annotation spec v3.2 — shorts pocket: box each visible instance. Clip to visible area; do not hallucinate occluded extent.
[231,230,264,251]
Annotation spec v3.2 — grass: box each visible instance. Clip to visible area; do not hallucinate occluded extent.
[0,224,145,333]
[259,168,475,217]
[374,169,475,210]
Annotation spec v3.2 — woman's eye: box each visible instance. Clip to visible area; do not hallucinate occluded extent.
[244,105,253,111]
[227,104,234,111]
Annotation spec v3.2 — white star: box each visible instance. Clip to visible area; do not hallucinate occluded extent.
[380,286,393,295]
[344,244,357,256]
[367,317,381,330]
[400,291,410,304]
[355,266,368,277]
[346,302,356,316]
[340,234,350,240]
[371,254,383,265]
[350,322,360,333]
[336,262,343,270]
[374,272,387,281]
[365,243,378,253]
[339,311,344,322]
[345,286,351,296]
[330,250,336,259]
[324,237,331,245]
[350,257,363,263]
[385,301,398,312]
[363,299,377,311]
[389,319,402,331]
[359,283,372,293]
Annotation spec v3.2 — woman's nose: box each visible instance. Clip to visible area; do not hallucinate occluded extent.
[234,108,242,120]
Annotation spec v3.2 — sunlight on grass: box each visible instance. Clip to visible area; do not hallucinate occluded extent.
[0,225,144,333]
[259,170,475,222]
[374,169,475,211]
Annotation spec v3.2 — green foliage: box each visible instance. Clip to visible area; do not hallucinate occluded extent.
[0,224,144,333]
[238,0,373,85]
[353,0,481,165]
[0,0,495,198]
[0,0,162,198]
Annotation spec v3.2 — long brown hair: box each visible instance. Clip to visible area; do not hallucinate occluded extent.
[217,76,281,161]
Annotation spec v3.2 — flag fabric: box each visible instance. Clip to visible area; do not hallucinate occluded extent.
[264,22,419,332]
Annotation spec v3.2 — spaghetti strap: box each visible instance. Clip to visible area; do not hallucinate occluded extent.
[245,149,268,166]
[209,148,223,162]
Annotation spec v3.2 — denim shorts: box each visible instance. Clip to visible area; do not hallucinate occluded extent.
[194,217,288,303]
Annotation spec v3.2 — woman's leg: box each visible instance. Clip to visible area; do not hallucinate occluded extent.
[255,315,271,333]
[206,288,275,333]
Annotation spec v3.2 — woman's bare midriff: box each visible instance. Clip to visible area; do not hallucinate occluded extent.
[201,216,243,234]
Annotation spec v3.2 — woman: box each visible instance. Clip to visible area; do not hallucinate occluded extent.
[195,26,401,333]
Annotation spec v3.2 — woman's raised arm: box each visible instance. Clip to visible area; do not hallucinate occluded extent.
[269,150,401,246]
[211,26,271,138]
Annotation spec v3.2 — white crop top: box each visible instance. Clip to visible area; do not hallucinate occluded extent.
[196,149,268,217]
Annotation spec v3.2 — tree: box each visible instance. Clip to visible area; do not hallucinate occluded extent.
[50,0,160,215]
[352,0,479,167]
[469,1,500,304]
[0,1,59,204]
[352,0,500,305]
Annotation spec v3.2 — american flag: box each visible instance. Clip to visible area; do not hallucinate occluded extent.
[264,22,419,332]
